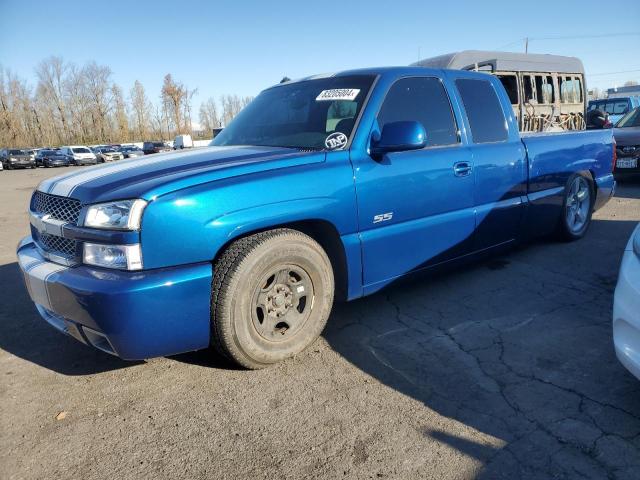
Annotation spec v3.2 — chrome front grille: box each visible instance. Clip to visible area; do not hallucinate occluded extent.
[31,191,82,224]
[37,232,77,258]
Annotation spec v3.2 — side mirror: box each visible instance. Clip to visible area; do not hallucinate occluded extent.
[370,121,427,157]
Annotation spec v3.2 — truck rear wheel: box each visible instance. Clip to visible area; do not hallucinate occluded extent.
[557,173,594,241]
[211,229,334,369]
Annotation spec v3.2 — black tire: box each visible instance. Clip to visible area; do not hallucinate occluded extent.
[211,228,334,369]
[557,173,594,241]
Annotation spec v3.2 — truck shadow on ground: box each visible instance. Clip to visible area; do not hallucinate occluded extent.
[324,218,640,479]
[0,261,240,374]
[0,262,143,375]
[614,176,640,199]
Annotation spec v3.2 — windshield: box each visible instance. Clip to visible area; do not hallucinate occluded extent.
[9,149,24,154]
[616,107,640,128]
[72,147,91,154]
[212,75,375,150]
[589,100,630,115]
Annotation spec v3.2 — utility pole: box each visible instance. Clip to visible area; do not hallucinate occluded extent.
[525,37,529,54]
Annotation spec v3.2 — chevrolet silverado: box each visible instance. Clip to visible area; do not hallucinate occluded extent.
[17,67,616,368]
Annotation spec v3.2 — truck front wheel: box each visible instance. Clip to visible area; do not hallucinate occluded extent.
[211,228,334,369]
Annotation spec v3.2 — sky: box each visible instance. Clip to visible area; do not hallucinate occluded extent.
[1,0,639,109]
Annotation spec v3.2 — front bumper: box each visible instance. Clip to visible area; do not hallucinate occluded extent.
[9,159,35,168]
[17,237,212,360]
[45,159,69,167]
[613,239,640,379]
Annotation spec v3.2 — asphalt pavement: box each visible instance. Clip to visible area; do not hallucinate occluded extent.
[1,166,639,479]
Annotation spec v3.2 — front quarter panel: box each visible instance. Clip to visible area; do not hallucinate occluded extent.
[140,151,358,270]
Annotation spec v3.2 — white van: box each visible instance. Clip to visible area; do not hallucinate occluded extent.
[173,134,193,149]
[60,146,97,165]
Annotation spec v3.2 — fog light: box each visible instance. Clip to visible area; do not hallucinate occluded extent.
[83,243,142,270]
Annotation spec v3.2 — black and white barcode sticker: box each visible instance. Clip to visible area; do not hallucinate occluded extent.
[316,89,361,101]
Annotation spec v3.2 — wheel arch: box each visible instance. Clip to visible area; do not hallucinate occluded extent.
[212,219,351,302]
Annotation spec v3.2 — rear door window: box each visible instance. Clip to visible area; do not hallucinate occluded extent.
[455,78,509,143]
[377,77,459,147]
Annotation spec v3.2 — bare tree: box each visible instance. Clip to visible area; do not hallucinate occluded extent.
[161,74,186,134]
[220,94,243,126]
[623,80,639,87]
[83,62,113,142]
[1,56,254,147]
[182,86,198,136]
[112,84,129,142]
[199,97,221,134]
[130,80,151,140]
[35,56,70,142]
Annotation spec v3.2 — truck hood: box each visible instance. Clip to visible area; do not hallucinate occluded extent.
[37,146,324,203]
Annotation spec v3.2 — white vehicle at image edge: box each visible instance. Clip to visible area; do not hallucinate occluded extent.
[613,223,640,379]
[59,146,97,165]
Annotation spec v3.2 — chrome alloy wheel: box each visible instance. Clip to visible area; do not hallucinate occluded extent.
[565,176,591,234]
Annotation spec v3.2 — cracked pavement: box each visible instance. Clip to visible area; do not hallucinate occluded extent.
[1,168,639,479]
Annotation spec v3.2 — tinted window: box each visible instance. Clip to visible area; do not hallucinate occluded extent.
[9,149,24,154]
[589,100,630,115]
[455,79,508,143]
[377,77,458,147]
[72,147,91,154]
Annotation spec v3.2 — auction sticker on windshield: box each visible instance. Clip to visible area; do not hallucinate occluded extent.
[316,89,360,101]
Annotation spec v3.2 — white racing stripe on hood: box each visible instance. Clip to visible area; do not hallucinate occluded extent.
[40,147,237,197]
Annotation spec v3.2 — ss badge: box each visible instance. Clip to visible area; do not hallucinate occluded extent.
[373,212,393,224]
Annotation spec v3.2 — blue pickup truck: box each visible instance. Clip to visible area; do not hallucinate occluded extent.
[17,67,616,368]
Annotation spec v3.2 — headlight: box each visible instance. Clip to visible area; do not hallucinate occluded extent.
[84,199,147,230]
[83,243,143,270]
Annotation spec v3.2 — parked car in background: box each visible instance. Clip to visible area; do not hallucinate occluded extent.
[0,148,35,169]
[25,149,39,161]
[142,141,172,155]
[613,107,640,176]
[35,149,70,168]
[17,66,615,368]
[59,146,98,165]
[614,223,640,380]
[94,146,124,163]
[118,145,144,158]
[588,97,640,126]
[174,134,193,149]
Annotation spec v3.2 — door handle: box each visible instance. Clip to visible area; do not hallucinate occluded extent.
[453,162,472,177]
